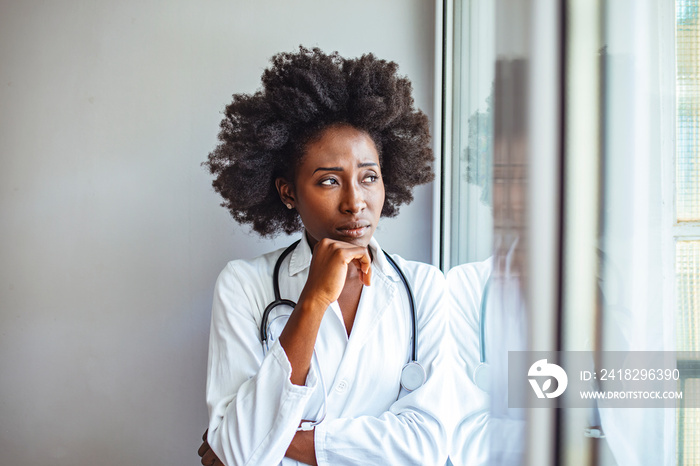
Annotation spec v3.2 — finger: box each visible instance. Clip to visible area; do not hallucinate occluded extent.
[362,258,372,286]
[201,447,218,465]
[339,245,370,266]
[350,253,372,286]
[357,249,372,275]
[202,429,208,441]
[197,440,209,457]
[213,460,225,466]
[358,263,371,286]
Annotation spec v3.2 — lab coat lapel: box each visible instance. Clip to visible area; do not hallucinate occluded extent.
[334,266,398,378]
[344,238,402,354]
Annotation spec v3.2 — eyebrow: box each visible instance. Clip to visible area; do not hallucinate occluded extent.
[312,162,378,174]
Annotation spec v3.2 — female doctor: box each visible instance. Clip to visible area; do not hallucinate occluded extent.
[199,47,449,466]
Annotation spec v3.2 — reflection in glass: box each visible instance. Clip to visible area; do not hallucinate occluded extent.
[676,0,700,222]
[677,241,700,352]
[448,0,693,464]
[448,0,531,463]
[677,378,700,464]
[449,0,494,267]
[676,2,700,463]
[676,240,700,465]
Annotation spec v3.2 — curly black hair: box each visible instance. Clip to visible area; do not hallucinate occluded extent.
[205,46,434,236]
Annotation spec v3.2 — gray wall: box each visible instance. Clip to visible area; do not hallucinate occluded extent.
[0,1,435,464]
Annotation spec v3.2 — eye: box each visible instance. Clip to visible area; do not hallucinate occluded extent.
[362,173,380,183]
[320,178,338,186]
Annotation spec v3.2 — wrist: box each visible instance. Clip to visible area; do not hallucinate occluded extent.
[296,292,332,314]
[286,429,317,465]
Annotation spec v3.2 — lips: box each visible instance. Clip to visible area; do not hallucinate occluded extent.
[336,222,371,238]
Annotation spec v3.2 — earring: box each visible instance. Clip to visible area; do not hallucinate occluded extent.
[286,203,293,210]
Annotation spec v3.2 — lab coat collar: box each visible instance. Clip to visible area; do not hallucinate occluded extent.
[286,231,401,283]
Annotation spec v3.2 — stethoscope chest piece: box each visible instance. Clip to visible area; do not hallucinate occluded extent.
[401,361,426,392]
[473,362,491,392]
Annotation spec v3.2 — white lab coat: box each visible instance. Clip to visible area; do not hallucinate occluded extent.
[206,235,449,466]
[447,259,525,466]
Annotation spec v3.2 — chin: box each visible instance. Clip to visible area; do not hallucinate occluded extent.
[306,228,375,248]
[345,237,372,247]
[335,229,374,246]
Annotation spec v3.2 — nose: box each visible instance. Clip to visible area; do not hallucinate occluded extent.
[340,182,366,214]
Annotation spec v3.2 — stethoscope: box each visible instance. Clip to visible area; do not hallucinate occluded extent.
[473,277,491,392]
[260,239,425,429]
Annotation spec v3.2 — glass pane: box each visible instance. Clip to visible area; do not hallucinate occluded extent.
[676,3,700,465]
[678,378,700,465]
[676,0,700,222]
[677,240,700,351]
[449,0,495,266]
[677,240,700,465]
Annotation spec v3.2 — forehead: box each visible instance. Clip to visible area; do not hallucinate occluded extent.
[298,125,380,169]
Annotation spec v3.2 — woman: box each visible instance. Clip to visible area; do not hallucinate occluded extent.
[200,47,448,466]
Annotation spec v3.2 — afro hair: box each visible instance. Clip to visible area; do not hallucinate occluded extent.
[205,46,434,236]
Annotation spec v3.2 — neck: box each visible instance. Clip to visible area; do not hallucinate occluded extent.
[304,231,318,250]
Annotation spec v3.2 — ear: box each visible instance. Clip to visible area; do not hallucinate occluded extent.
[275,177,295,209]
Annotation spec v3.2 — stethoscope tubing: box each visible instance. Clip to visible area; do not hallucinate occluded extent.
[259,240,300,343]
[384,253,418,363]
[479,277,490,364]
[260,239,418,364]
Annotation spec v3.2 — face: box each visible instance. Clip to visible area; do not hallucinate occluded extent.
[276,124,385,248]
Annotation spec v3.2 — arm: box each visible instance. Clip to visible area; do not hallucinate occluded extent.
[279,238,371,386]
[206,260,318,466]
[285,430,317,465]
[199,427,317,466]
[311,264,450,466]
[207,240,371,465]
[447,260,525,466]
[447,262,492,466]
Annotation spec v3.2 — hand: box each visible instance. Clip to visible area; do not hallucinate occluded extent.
[279,238,372,386]
[299,238,372,307]
[199,427,316,466]
[198,430,224,466]
[285,428,317,465]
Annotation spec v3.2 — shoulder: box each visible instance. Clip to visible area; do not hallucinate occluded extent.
[446,258,492,331]
[384,253,445,290]
[446,258,491,300]
[216,250,273,284]
[218,248,282,279]
[382,253,445,320]
[213,246,290,307]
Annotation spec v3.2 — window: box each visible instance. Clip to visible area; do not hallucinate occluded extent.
[675,1,700,463]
